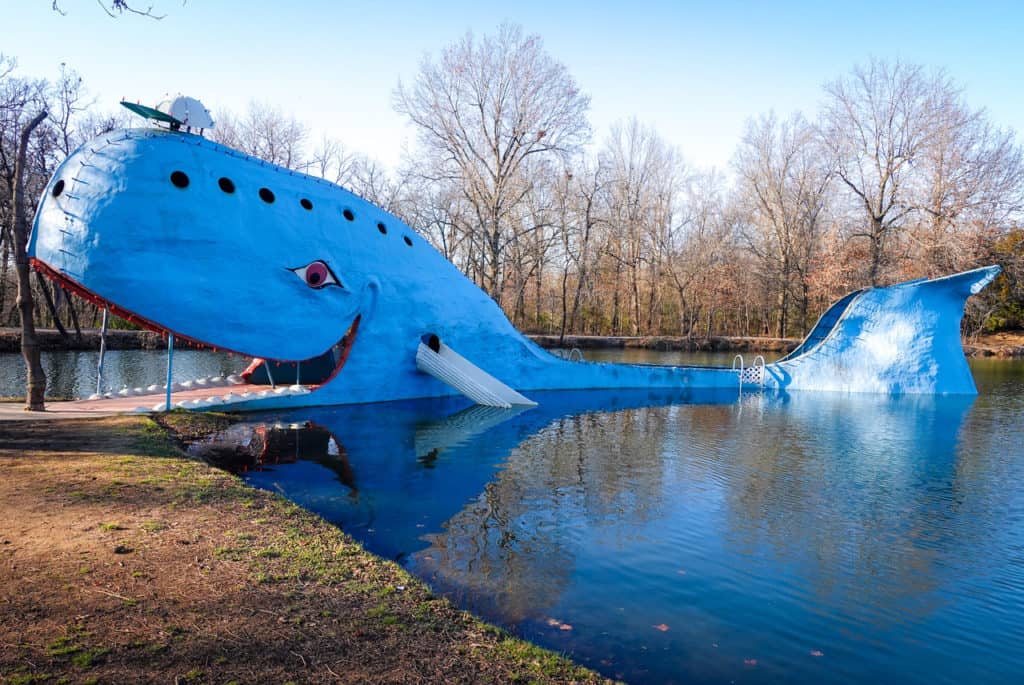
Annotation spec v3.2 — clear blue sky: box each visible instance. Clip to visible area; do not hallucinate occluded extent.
[5,1,1023,172]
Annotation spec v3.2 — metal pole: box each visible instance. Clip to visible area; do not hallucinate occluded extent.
[295,362,300,387]
[96,308,109,396]
[165,333,174,410]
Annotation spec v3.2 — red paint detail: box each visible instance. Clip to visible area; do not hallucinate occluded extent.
[318,315,361,386]
[240,357,265,382]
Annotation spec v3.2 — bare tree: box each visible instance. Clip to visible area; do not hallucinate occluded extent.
[599,119,682,334]
[13,109,48,410]
[0,57,48,329]
[554,160,607,342]
[734,112,832,336]
[52,1,173,19]
[310,134,360,186]
[394,23,590,304]
[666,170,736,336]
[821,59,949,285]
[213,101,311,171]
[910,98,1024,275]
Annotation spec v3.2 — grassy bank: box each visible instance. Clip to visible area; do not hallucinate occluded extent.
[0,412,610,684]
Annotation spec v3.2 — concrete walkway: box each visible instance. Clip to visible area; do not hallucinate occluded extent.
[0,401,120,421]
[0,383,266,421]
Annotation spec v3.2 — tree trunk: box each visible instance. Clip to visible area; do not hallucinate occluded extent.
[13,110,49,411]
[776,284,789,339]
[558,267,569,346]
[868,218,885,286]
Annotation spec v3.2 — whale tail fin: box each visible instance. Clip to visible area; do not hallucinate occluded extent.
[769,265,1002,394]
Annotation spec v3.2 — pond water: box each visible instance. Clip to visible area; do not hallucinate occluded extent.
[3,349,1022,683]
[224,354,1021,685]
[0,349,246,398]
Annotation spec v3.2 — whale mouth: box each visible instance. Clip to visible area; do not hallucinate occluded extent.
[30,258,359,407]
[239,316,360,387]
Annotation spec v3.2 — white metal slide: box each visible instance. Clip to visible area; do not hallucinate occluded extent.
[416,341,537,408]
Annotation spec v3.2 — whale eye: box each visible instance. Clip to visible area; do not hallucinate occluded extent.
[289,260,340,289]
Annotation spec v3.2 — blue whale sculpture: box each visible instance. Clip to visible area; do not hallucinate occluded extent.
[29,127,1000,410]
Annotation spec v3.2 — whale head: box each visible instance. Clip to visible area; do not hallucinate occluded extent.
[29,129,473,387]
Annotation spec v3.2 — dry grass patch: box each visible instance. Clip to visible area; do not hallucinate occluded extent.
[0,415,611,684]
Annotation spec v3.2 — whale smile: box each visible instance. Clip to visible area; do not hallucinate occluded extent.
[31,257,361,406]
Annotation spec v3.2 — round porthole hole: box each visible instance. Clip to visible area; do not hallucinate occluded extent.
[259,187,275,204]
[51,180,65,197]
[300,198,313,210]
[403,236,413,246]
[343,208,355,221]
[218,177,236,194]
[377,222,387,235]
[170,171,190,188]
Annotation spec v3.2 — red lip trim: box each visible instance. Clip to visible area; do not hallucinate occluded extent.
[30,257,359,388]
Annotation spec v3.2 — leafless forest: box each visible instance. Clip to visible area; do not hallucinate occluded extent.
[3,25,1023,345]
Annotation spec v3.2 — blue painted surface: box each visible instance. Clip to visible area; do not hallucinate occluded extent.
[234,360,1024,684]
[30,128,1000,409]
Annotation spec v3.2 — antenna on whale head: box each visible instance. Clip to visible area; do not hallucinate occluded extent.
[120,93,215,136]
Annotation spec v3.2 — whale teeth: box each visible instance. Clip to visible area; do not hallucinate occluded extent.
[132,387,145,395]
[221,393,242,403]
[180,380,194,389]
[87,393,102,401]
[151,402,169,411]
[194,377,209,386]
[129,406,151,414]
[146,384,160,393]
[117,388,131,397]
[227,374,243,385]
[210,376,226,385]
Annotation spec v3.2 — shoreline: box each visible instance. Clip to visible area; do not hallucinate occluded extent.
[4,327,1023,357]
[0,412,612,684]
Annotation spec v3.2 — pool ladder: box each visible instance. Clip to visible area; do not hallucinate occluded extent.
[731,354,766,388]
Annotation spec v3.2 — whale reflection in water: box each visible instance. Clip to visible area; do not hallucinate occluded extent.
[213,386,1013,685]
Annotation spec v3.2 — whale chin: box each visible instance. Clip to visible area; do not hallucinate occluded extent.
[30,257,361,394]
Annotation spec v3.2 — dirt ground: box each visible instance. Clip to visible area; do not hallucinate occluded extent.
[967,330,1024,357]
[0,413,610,685]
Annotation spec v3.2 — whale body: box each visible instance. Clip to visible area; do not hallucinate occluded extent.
[29,127,1000,410]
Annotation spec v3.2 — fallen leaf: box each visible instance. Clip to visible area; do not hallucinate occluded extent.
[559,623,573,631]
[546,618,562,627]
[744,658,758,666]
[810,650,824,657]
[653,623,670,632]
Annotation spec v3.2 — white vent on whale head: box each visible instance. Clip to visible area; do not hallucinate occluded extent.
[155,94,215,130]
